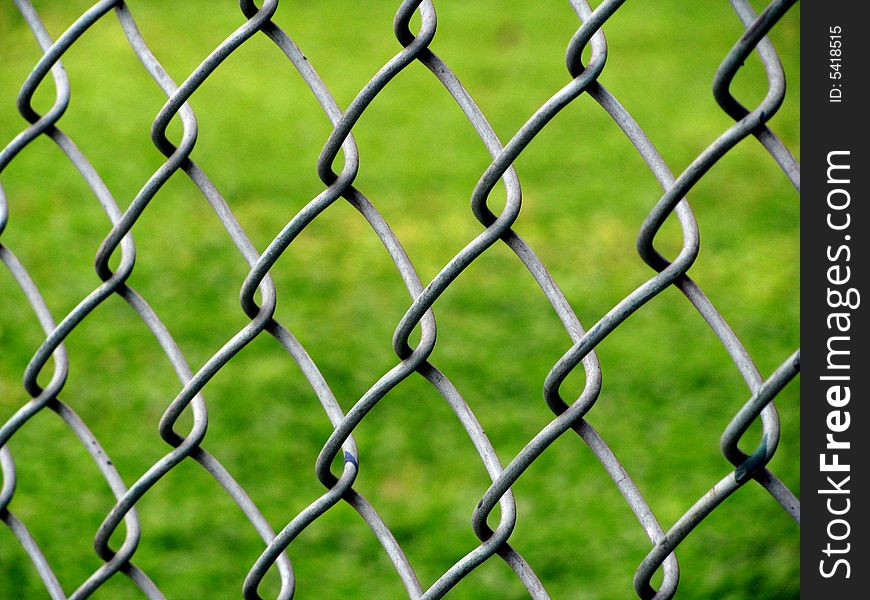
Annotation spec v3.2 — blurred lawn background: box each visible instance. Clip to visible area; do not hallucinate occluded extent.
[0,1,799,598]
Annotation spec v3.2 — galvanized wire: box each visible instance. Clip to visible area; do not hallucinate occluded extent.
[0,1,799,598]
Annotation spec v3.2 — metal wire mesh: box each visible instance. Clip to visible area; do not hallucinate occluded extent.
[1,0,799,598]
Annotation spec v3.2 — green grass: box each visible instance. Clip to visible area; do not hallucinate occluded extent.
[1,1,799,598]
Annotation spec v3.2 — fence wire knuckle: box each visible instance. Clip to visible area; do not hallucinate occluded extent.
[1,0,799,598]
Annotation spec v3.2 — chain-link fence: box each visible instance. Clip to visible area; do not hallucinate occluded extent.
[1,1,799,598]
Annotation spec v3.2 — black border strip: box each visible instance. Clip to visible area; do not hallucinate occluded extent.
[801,1,867,596]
